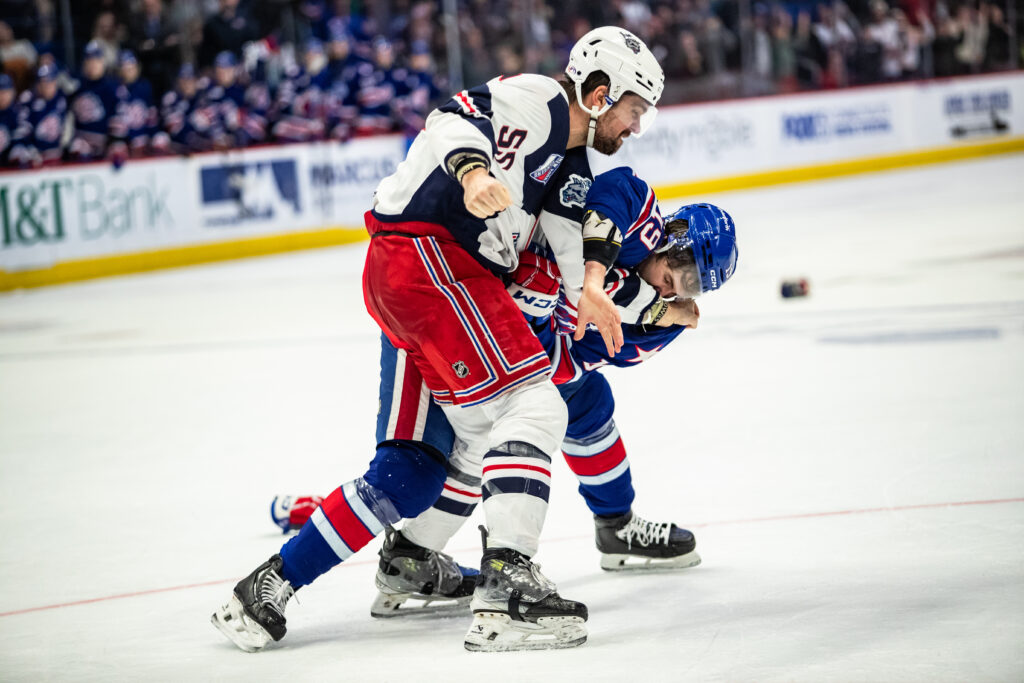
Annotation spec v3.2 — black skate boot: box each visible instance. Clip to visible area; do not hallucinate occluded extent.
[211,555,296,652]
[465,536,588,652]
[371,528,479,618]
[595,510,702,571]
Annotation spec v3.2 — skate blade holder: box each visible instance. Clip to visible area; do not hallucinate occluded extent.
[211,595,274,653]
[370,590,472,619]
[600,550,702,572]
[464,612,587,652]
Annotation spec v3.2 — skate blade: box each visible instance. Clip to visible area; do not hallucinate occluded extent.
[464,612,587,652]
[210,595,273,653]
[600,550,702,572]
[370,590,472,619]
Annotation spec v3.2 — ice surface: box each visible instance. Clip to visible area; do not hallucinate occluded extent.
[1,155,1022,682]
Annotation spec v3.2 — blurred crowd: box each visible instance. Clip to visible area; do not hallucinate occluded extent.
[0,0,1019,167]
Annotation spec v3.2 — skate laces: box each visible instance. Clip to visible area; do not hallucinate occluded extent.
[617,514,672,549]
[259,568,295,616]
[428,549,463,594]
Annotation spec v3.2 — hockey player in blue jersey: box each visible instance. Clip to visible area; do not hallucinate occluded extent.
[272,40,333,143]
[69,41,119,161]
[395,40,443,141]
[268,178,737,610]
[0,74,17,166]
[353,37,404,135]
[202,51,248,149]
[153,64,212,154]
[111,51,157,158]
[9,64,68,167]
[363,190,737,617]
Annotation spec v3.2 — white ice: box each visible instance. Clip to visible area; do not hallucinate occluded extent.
[1,154,1022,682]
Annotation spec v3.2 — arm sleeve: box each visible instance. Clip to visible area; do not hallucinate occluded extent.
[582,168,649,268]
[426,86,498,181]
[603,269,660,325]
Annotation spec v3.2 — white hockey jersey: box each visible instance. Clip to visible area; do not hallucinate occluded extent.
[371,74,592,288]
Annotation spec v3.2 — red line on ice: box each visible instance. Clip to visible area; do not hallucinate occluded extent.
[2,496,1020,618]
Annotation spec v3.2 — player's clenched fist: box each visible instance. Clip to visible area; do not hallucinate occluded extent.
[461,167,512,218]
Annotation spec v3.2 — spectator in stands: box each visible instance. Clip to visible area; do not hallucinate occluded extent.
[864,0,903,81]
[983,2,1012,70]
[111,50,157,158]
[667,29,704,79]
[129,0,181,97]
[10,63,68,167]
[812,3,856,86]
[0,20,37,91]
[0,72,18,166]
[771,6,798,92]
[69,40,119,160]
[200,0,261,68]
[955,3,989,73]
[1,18,38,89]
[90,10,122,72]
[896,8,934,79]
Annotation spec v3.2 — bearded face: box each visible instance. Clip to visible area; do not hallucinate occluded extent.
[590,93,650,155]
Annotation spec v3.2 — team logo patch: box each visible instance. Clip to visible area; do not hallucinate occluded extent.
[621,32,642,54]
[529,153,563,184]
[452,361,470,378]
[559,174,592,209]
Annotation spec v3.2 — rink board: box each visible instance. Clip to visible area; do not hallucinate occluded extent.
[2,71,1023,291]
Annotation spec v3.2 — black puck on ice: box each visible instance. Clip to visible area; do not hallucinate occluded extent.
[780,278,810,298]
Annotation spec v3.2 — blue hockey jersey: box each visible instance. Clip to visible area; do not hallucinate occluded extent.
[70,75,119,157]
[112,78,156,146]
[536,167,684,385]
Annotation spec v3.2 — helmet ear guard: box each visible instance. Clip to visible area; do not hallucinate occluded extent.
[661,203,739,294]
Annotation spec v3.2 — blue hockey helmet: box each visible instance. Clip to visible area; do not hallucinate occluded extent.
[660,203,738,294]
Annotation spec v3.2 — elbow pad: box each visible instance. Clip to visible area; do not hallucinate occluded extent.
[445,149,490,183]
[582,210,623,270]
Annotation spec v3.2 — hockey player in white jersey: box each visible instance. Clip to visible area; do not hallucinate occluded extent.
[212,27,665,653]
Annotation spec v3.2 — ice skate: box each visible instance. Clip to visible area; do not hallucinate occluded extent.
[465,544,587,652]
[371,528,478,618]
[595,510,702,571]
[211,554,296,652]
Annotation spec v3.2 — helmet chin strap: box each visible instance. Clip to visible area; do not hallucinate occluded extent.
[574,80,612,149]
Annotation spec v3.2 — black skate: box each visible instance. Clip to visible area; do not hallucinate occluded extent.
[371,528,478,618]
[465,542,587,652]
[595,510,701,571]
[211,555,296,652]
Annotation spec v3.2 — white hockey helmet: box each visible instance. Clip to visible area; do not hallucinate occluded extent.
[565,26,664,138]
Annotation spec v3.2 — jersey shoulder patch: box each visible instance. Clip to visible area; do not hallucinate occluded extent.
[559,173,592,209]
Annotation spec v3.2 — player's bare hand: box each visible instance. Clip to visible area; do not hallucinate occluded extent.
[659,298,700,328]
[575,280,623,356]
[461,167,512,218]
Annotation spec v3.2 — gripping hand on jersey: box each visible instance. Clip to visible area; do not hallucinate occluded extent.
[575,261,624,356]
[658,298,700,328]
[461,167,512,218]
